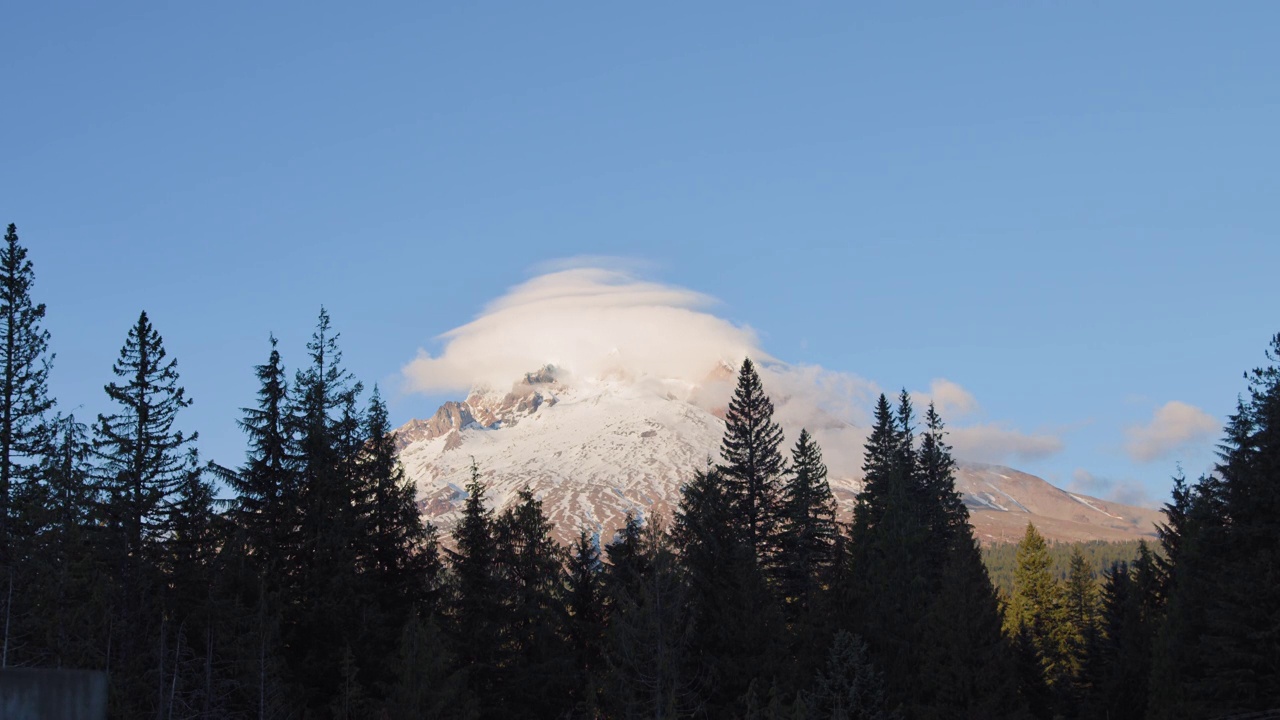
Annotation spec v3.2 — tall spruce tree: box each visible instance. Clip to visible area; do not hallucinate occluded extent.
[719,358,787,562]
[446,461,503,712]
[211,335,297,575]
[0,223,56,666]
[675,465,782,716]
[911,402,1027,719]
[493,487,572,719]
[287,308,368,712]
[602,513,702,719]
[776,429,838,622]
[358,385,440,677]
[1005,523,1071,711]
[93,310,197,716]
[841,393,931,714]
[25,414,104,670]
[565,530,606,718]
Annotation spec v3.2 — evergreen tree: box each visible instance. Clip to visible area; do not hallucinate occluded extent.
[602,514,703,719]
[1147,471,1224,719]
[719,357,787,561]
[1060,547,1099,715]
[23,415,104,670]
[565,529,606,717]
[1080,559,1155,720]
[287,308,368,712]
[675,465,782,716]
[492,486,572,719]
[93,310,197,716]
[446,461,503,711]
[210,335,297,576]
[775,428,838,621]
[0,223,56,667]
[806,631,894,720]
[841,393,931,713]
[1005,523,1071,710]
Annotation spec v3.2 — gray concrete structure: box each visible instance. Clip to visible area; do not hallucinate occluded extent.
[0,668,107,720]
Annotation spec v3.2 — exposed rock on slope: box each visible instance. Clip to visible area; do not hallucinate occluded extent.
[396,370,1162,545]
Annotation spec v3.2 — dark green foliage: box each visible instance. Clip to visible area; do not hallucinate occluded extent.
[446,461,504,709]
[565,529,607,717]
[92,311,197,716]
[806,631,894,720]
[776,428,838,621]
[603,514,703,719]
[492,487,572,718]
[982,539,1147,595]
[1080,558,1156,719]
[209,335,297,578]
[719,357,787,561]
[1005,523,1072,701]
[0,223,56,668]
[675,465,783,716]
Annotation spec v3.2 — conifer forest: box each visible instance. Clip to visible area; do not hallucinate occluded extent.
[2,221,1278,718]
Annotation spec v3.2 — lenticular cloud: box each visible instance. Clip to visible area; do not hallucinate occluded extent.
[401,266,763,394]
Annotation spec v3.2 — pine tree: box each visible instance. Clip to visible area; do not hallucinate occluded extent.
[775,429,838,621]
[446,461,504,710]
[1060,547,1099,716]
[23,415,104,670]
[1005,523,1071,708]
[719,358,787,562]
[210,335,297,576]
[356,385,442,699]
[565,529,606,717]
[910,402,1027,719]
[0,223,56,666]
[1080,559,1155,719]
[287,308,368,712]
[93,310,197,716]
[675,465,783,716]
[806,631,894,720]
[602,514,703,718]
[841,393,931,713]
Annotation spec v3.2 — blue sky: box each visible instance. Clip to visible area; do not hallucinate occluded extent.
[4,3,1278,504]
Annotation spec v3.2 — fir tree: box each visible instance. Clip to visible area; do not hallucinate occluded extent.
[492,486,571,719]
[602,514,703,719]
[0,224,56,662]
[806,631,894,720]
[1005,523,1071,708]
[719,358,787,561]
[287,308,368,712]
[675,465,782,716]
[210,335,297,576]
[565,529,606,717]
[93,310,197,716]
[775,429,838,621]
[446,461,504,710]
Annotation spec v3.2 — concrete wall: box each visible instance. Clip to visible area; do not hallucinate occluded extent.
[0,668,107,720]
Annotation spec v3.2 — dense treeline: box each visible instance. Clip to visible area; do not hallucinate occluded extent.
[1,222,1278,718]
[982,540,1146,595]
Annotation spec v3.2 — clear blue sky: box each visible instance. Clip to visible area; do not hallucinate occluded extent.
[4,3,1277,504]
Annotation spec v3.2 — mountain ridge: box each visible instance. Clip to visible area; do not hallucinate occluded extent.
[396,369,1163,545]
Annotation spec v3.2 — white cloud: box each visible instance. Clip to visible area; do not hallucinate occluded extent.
[1069,468,1156,508]
[1125,401,1218,463]
[948,424,1063,464]
[402,267,761,394]
[913,378,980,419]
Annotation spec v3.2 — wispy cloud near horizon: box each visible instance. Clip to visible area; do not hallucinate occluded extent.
[1125,401,1218,463]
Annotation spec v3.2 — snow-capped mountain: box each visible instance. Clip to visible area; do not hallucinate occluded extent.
[396,367,1162,545]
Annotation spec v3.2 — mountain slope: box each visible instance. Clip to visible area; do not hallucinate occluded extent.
[397,372,1162,545]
